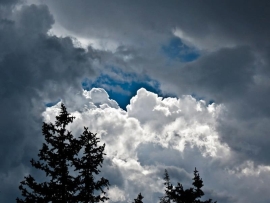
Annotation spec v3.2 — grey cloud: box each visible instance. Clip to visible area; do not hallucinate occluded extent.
[44,0,270,50]
[0,0,19,6]
[101,158,125,188]
[205,191,236,203]
[217,113,270,165]
[16,4,54,34]
[0,4,96,202]
[179,46,255,102]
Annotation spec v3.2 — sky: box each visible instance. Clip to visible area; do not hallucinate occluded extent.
[0,0,270,202]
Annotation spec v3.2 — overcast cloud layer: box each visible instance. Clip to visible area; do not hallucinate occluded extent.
[1,0,270,202]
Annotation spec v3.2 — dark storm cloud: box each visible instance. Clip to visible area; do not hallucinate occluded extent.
[0,4,95,202]
[45,0,270,49]
[177,46,255,101]
[0,0,19,6]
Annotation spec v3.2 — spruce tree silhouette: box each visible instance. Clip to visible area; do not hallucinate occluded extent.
[16,103,109,202]
[160,170,171,203]
[160,168,216,203]
[133,193,144,203]
[73,127,109,202]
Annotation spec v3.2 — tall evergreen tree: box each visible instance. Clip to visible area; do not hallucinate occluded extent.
[133,193,144,203]
[160,170,171,203]
[16,103,109,202]
[160,168,216,203]
[16,103,79,202]
[73,127,109,202]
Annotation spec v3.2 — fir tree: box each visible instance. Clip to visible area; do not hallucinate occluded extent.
[160,168,216,203]
[133,193,144,203]
[16,103,109,202]
[16,103,78,202]
[160,169,171,203]
[73,127,109,202]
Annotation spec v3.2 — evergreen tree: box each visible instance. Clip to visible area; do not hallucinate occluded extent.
[16,103,109,202]
[133,193,144,203]
[73,127,109,202]
[160,168,216,203]
[160,169,171,203]
[16,103,78,202]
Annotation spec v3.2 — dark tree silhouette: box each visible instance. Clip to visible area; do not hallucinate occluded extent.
[160,168,216,203]
[133,193,144,203]
[16,103,109,202]
[160,170,171,203]
[73,127,109,202]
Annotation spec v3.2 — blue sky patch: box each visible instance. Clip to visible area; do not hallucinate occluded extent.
[191,93,215,105]
[82,68,162,110]
[208,99,215,105]
[45,99,61,107]
[162,37,200,62]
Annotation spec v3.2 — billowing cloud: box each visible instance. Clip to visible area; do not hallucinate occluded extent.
[41,88,270,203]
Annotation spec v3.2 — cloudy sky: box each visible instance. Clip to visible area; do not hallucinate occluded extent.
[1,0,270,202]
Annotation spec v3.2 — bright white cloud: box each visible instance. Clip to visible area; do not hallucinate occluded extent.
[42,88,238,202]
[83,88,120,109]
[106,186,126,202]
[42,87,270,203]
[126,88,229,157]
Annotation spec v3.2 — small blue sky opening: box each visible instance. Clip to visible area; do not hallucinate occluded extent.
[45,99,61,107]
[162,37,200,62]
[191,93,205,101]
[208,99,215,105]
[191,93,215,105]
[82,67,162,110]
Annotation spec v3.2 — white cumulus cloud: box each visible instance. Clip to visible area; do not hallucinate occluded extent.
[42,88,236,202]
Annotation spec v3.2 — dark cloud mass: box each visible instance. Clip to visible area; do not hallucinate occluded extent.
[0,0,19,6]
[0,3,95,202]
[45,0,270,49]
[1,0,270,202]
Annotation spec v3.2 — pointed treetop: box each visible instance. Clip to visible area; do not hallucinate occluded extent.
[133,193,144,203]
[55,103,75,128]
[160,168,217,203]
[192,167,204,198]
[17,103,110,202]
[164,169,170,183]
